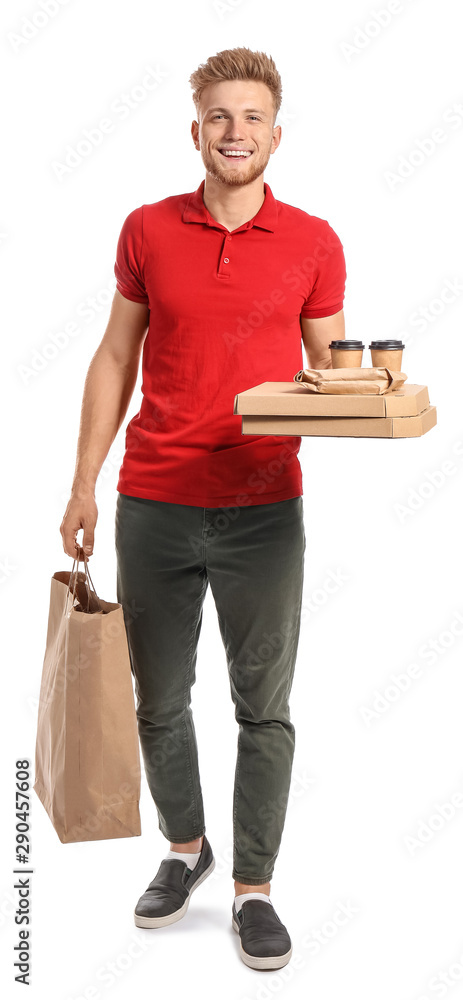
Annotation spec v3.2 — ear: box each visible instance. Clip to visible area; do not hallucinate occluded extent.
[191,120,200,150]
[271,124,282,154]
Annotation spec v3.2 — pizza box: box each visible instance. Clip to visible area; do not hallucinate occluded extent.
[239,406,437,438]
[233,381,430,417]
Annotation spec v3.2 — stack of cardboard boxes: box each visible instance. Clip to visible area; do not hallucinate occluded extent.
[233,380,436,438]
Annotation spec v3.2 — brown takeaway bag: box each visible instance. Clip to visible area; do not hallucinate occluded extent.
[33,551,142,843]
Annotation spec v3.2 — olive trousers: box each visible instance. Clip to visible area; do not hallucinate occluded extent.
[115,492,305,885]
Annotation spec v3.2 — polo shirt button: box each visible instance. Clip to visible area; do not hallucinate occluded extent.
[223,257,229,263]
[227,236,232,241]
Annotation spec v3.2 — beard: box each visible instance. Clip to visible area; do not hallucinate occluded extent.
[200,143,273,187]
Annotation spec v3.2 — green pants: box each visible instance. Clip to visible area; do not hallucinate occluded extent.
[115,492,305,885]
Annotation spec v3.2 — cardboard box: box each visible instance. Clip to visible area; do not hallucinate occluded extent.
[240,407,437,438]
[234,382,437,438]
[234,381,430,417]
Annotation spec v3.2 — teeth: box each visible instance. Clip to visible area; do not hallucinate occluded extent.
[221,150,252,157]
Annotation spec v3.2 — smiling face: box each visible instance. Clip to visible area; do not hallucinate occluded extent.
[191,79,281,187]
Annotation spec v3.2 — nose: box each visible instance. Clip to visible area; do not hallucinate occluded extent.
[224,117,245,141]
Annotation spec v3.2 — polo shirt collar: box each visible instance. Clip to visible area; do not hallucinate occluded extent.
[182,178,277,233]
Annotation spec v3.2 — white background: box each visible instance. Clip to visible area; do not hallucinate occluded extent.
[1,0,463,997]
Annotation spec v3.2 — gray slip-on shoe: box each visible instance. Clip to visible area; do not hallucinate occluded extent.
[134,835,215,928]
[232,898,292,970]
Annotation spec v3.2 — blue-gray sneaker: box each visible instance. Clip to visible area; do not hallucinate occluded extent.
[134,835,215,928]
[232,897,292,970]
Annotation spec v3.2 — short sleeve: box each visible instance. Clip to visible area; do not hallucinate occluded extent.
[300,221,346,319]
[114,206,149,305]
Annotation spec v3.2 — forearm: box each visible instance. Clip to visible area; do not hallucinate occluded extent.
[308,352,333,370]
[71,346,139,495]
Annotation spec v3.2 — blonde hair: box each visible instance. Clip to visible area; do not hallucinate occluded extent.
[189,47,282,122]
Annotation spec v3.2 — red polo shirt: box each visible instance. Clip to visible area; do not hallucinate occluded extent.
[114,179,346,507]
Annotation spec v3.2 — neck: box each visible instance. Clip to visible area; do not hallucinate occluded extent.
[202,173,266,231]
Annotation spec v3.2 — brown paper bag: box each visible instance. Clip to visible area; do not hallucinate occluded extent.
[293,366,407,394]
[33,551,142,844]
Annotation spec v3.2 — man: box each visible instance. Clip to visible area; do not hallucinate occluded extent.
[60,46,346,972]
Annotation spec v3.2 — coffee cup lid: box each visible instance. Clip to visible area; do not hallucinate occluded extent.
[329,340,365,349]
[369,340,405,349]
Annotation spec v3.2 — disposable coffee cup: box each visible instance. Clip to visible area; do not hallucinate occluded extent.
[369,340,405,369]
[329,340,365,368]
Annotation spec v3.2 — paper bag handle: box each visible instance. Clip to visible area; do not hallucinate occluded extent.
[67,548,102,613]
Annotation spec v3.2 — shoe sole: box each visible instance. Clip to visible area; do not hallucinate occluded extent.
[134,857,216,928]
[232,913,293,971]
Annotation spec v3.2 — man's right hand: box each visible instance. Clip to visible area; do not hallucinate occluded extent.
[60,493,98,559]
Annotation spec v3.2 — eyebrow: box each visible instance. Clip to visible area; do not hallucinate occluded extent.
[206,106,269,116]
